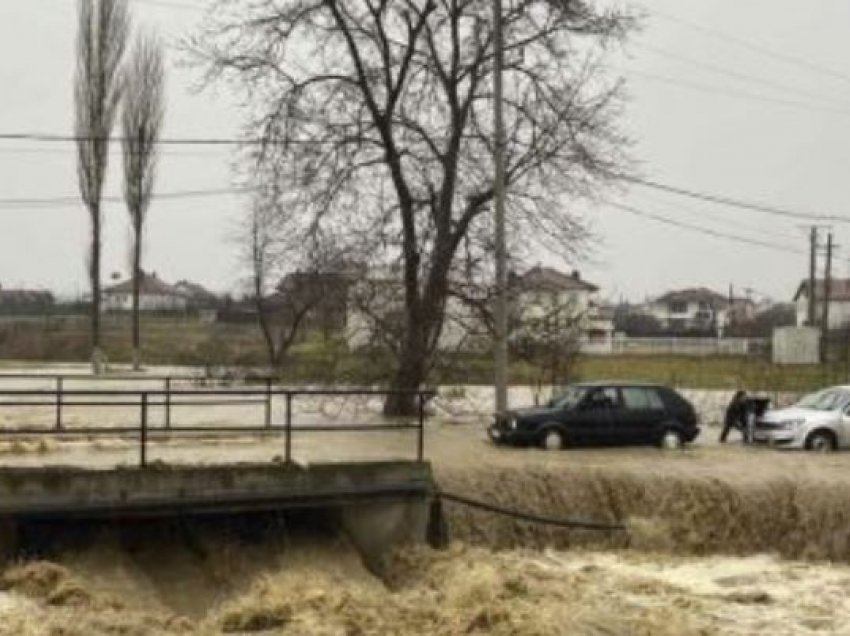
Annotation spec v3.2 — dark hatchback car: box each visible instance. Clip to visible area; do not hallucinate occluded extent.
[488,382,700,450]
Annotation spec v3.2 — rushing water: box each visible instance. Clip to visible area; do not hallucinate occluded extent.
[4,460,850,636]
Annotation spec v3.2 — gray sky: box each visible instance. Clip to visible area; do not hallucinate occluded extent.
[1,0,849,303]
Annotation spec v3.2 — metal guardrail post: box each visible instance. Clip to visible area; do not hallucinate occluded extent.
[264,377,272,428]
[55,377,63,430]
[140,393,148,468]
[285,392,293,463]
[417,392,425,461]
[164,377,172,429]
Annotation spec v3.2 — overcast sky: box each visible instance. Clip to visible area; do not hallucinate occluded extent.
[1,0,849,303]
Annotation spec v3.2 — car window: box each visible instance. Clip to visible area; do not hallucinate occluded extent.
[796,388,850,412]
[584,387,619,410]
[622,387,665,410]
[551,386,587,409]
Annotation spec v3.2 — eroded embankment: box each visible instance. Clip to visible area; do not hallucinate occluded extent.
[437,463,850,561]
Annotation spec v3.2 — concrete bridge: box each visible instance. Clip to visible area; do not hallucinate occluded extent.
[0,379,439,568]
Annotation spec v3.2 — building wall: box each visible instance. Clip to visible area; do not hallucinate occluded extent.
[648,300,728,332]
[103,292,188,312]
[795,295,850,329]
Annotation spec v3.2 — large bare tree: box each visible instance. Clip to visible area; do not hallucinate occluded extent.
[193,0,634,414]
[75,0,130,373]
[122,31,165,370]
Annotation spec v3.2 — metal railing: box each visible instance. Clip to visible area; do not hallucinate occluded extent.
[0,382,434,467]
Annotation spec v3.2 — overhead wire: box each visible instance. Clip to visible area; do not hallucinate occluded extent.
[628,41,850,111]
[606,200,807,256]
[624,68,850,118]
[628,190,803,243]
[0,187,254,209]
[623,176,846,224]
[655,10,850,87]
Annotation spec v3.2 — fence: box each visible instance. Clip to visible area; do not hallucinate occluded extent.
[581,337,769,357]
[0,375,433,467]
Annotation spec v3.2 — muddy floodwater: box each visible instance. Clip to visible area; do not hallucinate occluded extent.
[3,369,850,633]
[3,537,850,635]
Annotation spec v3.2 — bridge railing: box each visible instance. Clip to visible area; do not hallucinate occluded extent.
[0,373,278,429]
[0,384,435,467]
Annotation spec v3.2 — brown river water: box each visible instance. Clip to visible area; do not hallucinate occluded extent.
[2,373,850,634]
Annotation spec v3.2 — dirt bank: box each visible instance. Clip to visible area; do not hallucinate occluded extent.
[437,463,850,562]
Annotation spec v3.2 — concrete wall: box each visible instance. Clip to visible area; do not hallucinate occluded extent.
[773,326,820,365]
[0,462,435,564]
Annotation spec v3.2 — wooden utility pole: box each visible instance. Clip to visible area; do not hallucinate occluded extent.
[822,232,833,362]
[492,0,509,414]
[808,226,818,326]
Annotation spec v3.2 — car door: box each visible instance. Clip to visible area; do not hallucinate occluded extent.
[570,386,617,445]
[838,403,850,448]
[618,387,668,445]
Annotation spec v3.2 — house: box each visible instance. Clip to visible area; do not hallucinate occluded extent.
[346,265,615,352]
[102,272,188,312]
[510,266,615,348]
[793,279,850,329]
[646,287,729,334]
[0,284,54,314]
[173,280,220,310]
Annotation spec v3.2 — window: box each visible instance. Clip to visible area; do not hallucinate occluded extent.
[622,387,665,410]
[670,301,687,314]
[584,387,619,410]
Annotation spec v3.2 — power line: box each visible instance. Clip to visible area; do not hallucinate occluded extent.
[0,133,249,146]
[624,176,848,224]
[0,132,334,147]
[655,10,850,87]
[626,68,850,118]
[630,191,802,242]
[630,41,850,110]
[0,187,253,209]
[607,200,806,256]
[0,145,228,157]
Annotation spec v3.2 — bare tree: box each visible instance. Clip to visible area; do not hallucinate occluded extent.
[122,31,165,370]
[193,0,634,414]
[511,297,585,405]
[75,0,129,373]
[246,197,348,370]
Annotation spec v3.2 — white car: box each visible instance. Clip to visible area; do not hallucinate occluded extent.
[753,386,850,451]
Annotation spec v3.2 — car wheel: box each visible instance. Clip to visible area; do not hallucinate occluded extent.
[541,429,564,451]
[659,429,684,450]
[805,430,836,452]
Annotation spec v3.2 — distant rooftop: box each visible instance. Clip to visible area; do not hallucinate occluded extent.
[513,266,599,293]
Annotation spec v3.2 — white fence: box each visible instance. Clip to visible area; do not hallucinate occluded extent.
[581,337,768,357]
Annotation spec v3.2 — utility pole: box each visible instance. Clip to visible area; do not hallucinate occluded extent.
[822,232,833,363]
[808,226,818,326]
[492,0,509,414]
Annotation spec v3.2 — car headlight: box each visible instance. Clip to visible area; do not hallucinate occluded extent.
[508,415,517,429]
[778,419,805,430]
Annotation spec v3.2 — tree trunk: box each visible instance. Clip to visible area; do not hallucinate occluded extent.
[91,204,104,374]
[383,314,429,416]
[132,228,142,371]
